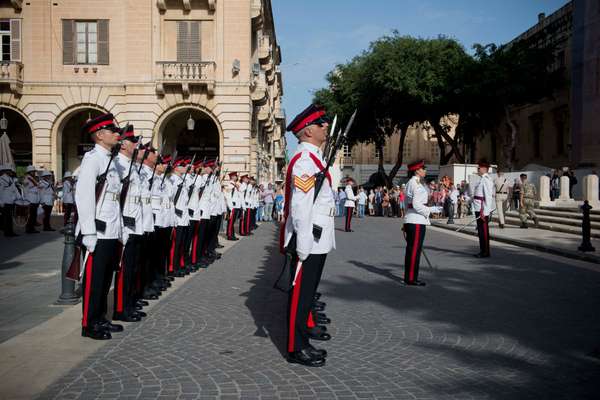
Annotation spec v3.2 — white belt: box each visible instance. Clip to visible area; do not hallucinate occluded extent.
[130,196,142,205]
[314,205,336,217]
[105,191,119,201]
[142,197,151,204]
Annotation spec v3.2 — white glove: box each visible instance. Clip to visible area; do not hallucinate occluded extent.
[297,251,308,262]
[82,234,97,253]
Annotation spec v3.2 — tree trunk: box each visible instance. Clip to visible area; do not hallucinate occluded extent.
[431,119,464,164]
[503,106,518,171]
[375,141,389,187]
[388,123,409,185]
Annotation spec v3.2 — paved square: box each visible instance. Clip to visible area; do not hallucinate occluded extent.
[38,217,600,399]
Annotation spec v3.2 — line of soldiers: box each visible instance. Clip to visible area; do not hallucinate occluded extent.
[0,164,69,236]
[75,113,260,340]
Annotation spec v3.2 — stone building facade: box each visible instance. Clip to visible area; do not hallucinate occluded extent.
[0,0,286,182]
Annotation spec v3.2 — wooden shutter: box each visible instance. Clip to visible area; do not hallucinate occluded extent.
[97,20,109,65]
[176,21,188,62]
[62,19,74,65]
[189,21,201,62]
[10,19,20,61]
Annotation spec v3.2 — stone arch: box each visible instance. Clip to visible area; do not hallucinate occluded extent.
[0,103,34,169]
[51,103,109,177]
[154,103,224,160]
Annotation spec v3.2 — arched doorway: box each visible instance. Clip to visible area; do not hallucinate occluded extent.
[0,106,32,171]
[158,107,220,160]
[57,107,104,176]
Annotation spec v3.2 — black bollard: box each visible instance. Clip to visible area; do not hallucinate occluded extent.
[578,200,596,252]
[56,222,81,304]
[447,202,455,224]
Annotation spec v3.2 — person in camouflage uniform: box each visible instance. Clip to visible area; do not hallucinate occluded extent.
[519,174,539,229]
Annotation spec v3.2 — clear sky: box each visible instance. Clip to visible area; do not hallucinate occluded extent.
[271,0,570,155]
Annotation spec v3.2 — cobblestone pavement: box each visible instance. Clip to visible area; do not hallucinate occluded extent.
[40,217,600,399]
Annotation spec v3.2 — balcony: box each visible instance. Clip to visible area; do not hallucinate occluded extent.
[251,0,263,28]
[157,0,215,11]
[274,108,285,121]
[258,36,271,64]
[0,61,23,95]
[251,71,268,104]
[155,61,216,97]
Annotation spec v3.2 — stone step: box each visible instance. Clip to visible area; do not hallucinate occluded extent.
[492,215,600,239]
[502,211,600,229]
[539,205,600,215]
[532,208,600,222]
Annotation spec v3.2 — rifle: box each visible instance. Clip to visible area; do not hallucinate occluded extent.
[173,153,196,206]
[119,138,142,212]
[322,114,338,160]
[137,131,156,174]
[186,156,206,205]
[197,157,219,201]
[159,149,178,188]
[67,140,122,282]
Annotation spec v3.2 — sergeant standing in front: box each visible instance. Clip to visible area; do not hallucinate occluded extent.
[23,165,41,233]
[403,160,432,286]
[75,113,124,340]
[472,160,494,258]
[283,104,335,367]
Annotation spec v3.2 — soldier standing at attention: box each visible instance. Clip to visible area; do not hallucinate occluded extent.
[472,160,494,258]
[225,171,241,241]
[519,174,539,229]
[403,160,432,286]
[23,165,41,233]
[343,178,356,232]
[494,169,509,229]
[39,171,56,231]
[62,171,75,226]
[75,113,124,340]
[0,164,19,237]
[283,104,335,367]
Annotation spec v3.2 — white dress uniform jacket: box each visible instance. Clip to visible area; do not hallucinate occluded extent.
[75,144,123,239]
[115,153,144,238]
[39,180,55,206]
[152,174,175,228]
[198,174,213,220]
[232,182,243,209]
[23,174,41,204]
[472,173,494,217]
[62,179,74,204]
[139,164,155,233]
[188,174,204,221]
[284,142,336,261]
[171,174,190,227]
[0,174,19,205]
[344,184,356,208]
[404,176,432,225]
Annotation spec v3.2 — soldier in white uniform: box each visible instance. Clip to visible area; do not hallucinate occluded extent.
[494,169,509,229]
[23,165,41,233]
[188,161,204,268]
[62,171,75,226]
[472,160,494,258]
[169,158,192,277]
[225,171,241,241]
[152,155,175,287]
[238,175,249,236]
[0,164,19,236]
[343,178,356,232]
[283,104,335,367]
[403,160,433,286]
[39,170,56,231]
[75,113,124,340]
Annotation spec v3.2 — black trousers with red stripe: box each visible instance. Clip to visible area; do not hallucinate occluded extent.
[227,208,239,239]
[239,209,248,236]
[114,234,141,316]
[81,239,119,328]
[475,212,490,255]
[345,206,354,231]
[287,253,327,353]
[403,223,426,283]
[154,226,171,277]
[171,226,187,273]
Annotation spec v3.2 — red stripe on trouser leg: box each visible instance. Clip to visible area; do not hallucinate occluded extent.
[192,223,199,264]
[169,229,176,272]
[116,260,124,313]
[409,224,420,282]
[288,264,303,353]
[307,311,316,328]
[246,210,251,232]
[483,216,489,253]
[82,254,94,328]
[228,210,235,237]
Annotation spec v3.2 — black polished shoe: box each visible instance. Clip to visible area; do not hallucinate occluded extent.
[405,280,426,286]
[136,300,149,307]
[227,237,239,241]
[174,271,185,278]
[314,301,326,308]
[312,304,325,312]
[316,317,331,325]
[133,311,147,318]
[216,244,224,249]
[82,326,112,340]
[308,330,331,341]
[287,349,325,367]
[166,276,175,281]
[474,253,490,258]
[314,292,322,300]
[307,344,328,358]
[99,320,124,333]
[112,313,142,322]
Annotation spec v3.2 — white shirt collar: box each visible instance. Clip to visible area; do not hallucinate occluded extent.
[298,141,322,157]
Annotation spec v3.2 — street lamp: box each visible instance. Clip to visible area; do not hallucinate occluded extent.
[187,114,195,131]
[0,112,7,131]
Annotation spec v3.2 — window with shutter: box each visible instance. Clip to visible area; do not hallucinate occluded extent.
[0,20,10,61]
[62,19,74,64]
[176,21,201,62]
[176,21,188,62]
[9,19,20,62]
[97,20,109,65]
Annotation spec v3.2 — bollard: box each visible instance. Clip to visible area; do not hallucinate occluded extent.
[56,222,81,304]
[447,202,455,224]
[578,200,596,252]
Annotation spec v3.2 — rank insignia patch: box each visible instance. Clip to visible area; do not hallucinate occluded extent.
[294,174,315,193]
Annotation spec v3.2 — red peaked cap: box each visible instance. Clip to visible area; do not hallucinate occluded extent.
[174,157,191,167]
[82,113,119,135]
[142,141,157,152]
[408,160,426,172]
[478,159,490,168]
[240,174,249,179]
[204,159,217,168]
[286,104,329,134]
[118,125,140,142]
[228,171,238,178]
[193,160,203,168]
[161,155,172,164]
